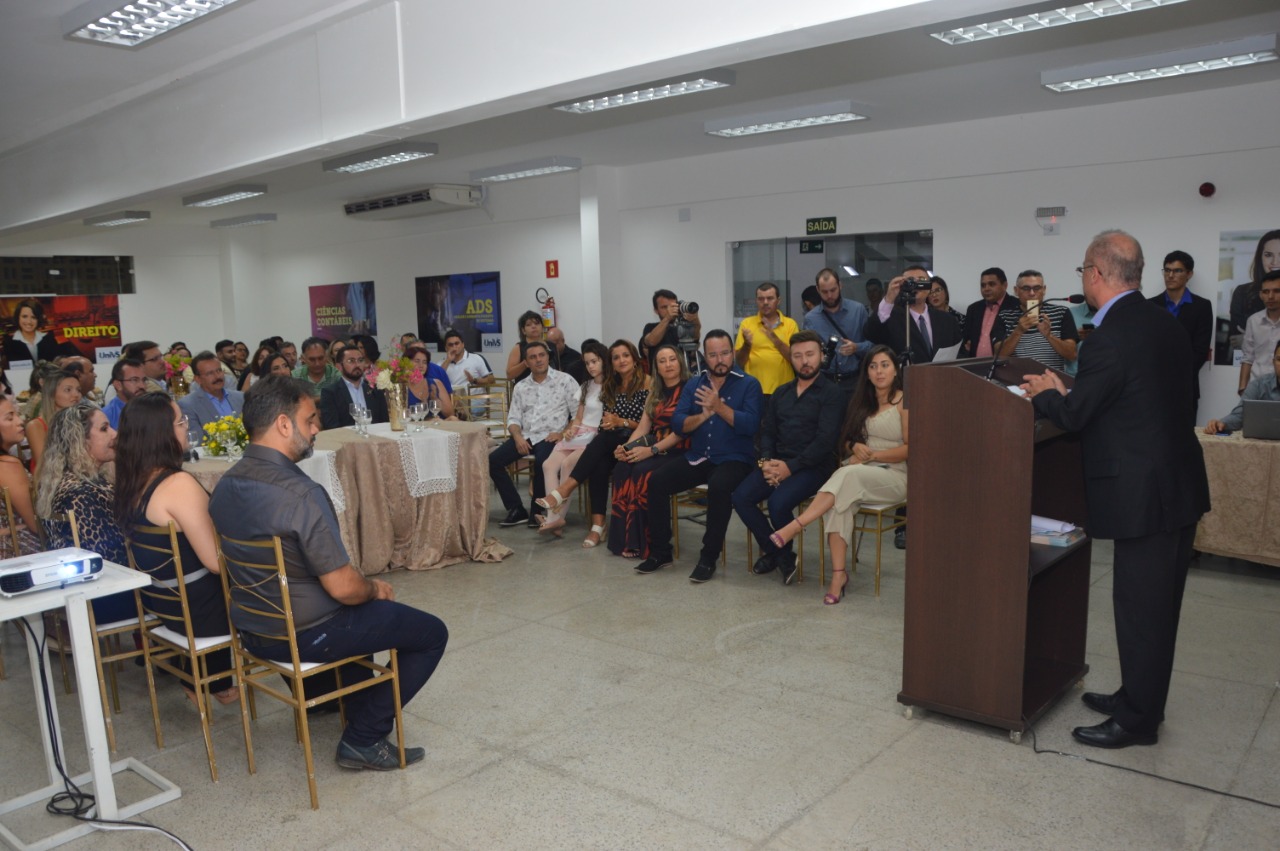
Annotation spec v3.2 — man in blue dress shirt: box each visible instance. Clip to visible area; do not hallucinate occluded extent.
[803,267,868,409]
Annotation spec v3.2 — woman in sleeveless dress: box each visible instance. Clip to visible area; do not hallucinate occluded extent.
[114,392,238,704]
[0,396,42,557]
[770,345,908,605]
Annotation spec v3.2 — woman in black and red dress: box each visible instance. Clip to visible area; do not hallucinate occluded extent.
[607,345,690,558]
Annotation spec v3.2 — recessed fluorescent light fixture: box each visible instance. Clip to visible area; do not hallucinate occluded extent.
[63,0,244,48]
[553,69,735,114]
[469,156,582,183]
[842,266,860,277]
[210,213,277,228]
[932,0,1190,45]
[705,101,867,138]
[84,211,151,227]
[1042,34,1278,92]
[322,142,439,174]
[183,184,266,208]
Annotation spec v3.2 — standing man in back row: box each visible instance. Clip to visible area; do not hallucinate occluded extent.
[1149,250,1212,418]
[803,268,868,409]
[997,270,1079,372]
[735,282,797,398]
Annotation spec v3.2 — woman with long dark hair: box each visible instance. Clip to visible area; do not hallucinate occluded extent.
[404,343,456,419]
[537,339,649,547]
[769,344,908,605]
[113,392,238,705]
[607,344,691,558]
[238,344,279,392]
[927,276,966,336]
[0,397,40,557]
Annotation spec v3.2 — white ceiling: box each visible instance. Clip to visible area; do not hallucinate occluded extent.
[2,0,1277,234]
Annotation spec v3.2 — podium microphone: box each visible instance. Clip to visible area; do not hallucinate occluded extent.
[984,358,1008,382]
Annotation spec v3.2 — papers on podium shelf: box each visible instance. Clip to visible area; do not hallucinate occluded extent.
[1030,515,1084,547]
[932,342,962,363]
[1030,515,1076,534]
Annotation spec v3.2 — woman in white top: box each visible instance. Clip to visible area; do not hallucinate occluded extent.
[538,341,607,538]
[770,345,908,605]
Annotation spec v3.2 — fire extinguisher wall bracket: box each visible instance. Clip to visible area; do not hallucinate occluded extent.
[537,288,557,328]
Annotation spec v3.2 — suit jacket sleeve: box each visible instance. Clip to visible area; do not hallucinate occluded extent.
[1190,299,1212,367]
[1031,330,1123,433]
[319,383,347,430]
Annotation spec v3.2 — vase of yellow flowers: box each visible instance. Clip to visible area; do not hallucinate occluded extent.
[202,414,249,460]
[364,338,424,432]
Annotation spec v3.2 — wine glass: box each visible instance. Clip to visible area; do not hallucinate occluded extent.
[410,402,425,432]
[348,403,364,433]
[217,431,238,461]
[427,397,441,423]
[398,406,412,437]
[187,427,203,461]
[357,407,373,437]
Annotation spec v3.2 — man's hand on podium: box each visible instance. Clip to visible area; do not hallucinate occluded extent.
[1021,371,1066,399]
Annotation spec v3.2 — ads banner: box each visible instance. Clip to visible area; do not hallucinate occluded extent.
[309,281,377,340]
[415,272,502,357]
[1,295,122,366]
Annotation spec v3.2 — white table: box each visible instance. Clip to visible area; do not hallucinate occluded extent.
[0,562,180,850]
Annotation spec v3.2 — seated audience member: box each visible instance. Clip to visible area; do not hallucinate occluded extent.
[641,289,702,366]
[801,285,821,314]
[866,266,963,364]
[539,342,607,537]
[238,344,277,392]
[104,358,146,429]
[349,334,381,365]
[636,330,762,582]
[535,340,649,544]
[114,392,238,706]
[442,329,494,391]
[507,311,552,384]
[961,267,1019,358]
[122,339,170,395]
[770,345,908,605]
[490,341,578,528]
[735,282,798,397]
[327,338,347,367]
[1151,250,1212,416]
[607,345,691,557]
[404,343,455,419]
[0,397,41,556]
[548,327,585,383]
[232,341,251,377]
[22,361,55,419]
[732,331,843,585]
[35,402,134,623]
[1237,271,1280,394]
[211,376,448,770]
[62,356,101,404]
[1206,341,1280,434]
[996,270,1079,371]
[168,342,191,358]
[0,350,12,399]
[399,332,418,348]
[27,369,83,472]
[279,341,298,370]
[927,276,966,336]
[180,351,246,432]
[293,336,342,392]
[320,345,388,429]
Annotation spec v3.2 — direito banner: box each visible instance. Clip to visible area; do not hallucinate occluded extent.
[0,295,122,367]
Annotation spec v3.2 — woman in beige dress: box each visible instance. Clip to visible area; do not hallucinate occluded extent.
[770,344,908,605]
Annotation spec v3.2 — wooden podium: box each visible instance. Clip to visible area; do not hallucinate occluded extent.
[897,357,1091,742]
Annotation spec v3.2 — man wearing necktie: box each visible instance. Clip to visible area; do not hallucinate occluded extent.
[865,264,963,365]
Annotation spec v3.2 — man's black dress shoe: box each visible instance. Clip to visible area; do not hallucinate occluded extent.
[1082,691,1121,715]
[499,507,529,527]
[777,552,798,585]
[894,528,906,550]
[751,553,777,575]
[527,512,544,529]
[1071,718,1157,749]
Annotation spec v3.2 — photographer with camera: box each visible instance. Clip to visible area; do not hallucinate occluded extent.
[803,267,869,408]
[866,265,963,365]
[641,290,702,370]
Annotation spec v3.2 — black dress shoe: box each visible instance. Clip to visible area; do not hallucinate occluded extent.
[1071,718,1157,749]
[1082,691,1121,715]
[751,553,777,575]
[894,528,906,550]
[499,507,529,527]
[635,556,672,574]
[689,561,717,583]
[527,512,544,529]
[777,552,798,585]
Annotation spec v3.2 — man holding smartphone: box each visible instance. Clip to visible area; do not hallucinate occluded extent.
[996,270,1079,372]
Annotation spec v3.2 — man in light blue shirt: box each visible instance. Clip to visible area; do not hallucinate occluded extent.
[103,357,145,429]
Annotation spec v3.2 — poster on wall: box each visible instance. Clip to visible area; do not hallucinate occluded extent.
[1215,229,1280,366]
[309,281,377,340]
[0,295,122,367]
[415,272,502,358]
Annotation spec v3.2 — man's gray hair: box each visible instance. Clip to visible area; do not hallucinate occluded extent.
[1090,229,1144,290]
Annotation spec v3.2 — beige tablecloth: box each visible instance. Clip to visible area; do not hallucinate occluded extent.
[186,420,511,575]
[1195,430,1280,567]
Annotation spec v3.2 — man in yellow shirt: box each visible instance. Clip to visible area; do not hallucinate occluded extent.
[735,282,798,396]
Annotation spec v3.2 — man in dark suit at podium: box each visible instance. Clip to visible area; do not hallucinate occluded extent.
[866,265,963,365]
[1022,230,1209,750]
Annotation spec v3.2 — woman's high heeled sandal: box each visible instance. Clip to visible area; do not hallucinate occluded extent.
[535,490,567,510]
[582,524,606,548]
[823,568,849,606]
[769,519,806,550]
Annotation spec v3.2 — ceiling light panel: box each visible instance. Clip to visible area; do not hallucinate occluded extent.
[322,142,439,174]
[84,211,151,227]
[182,184,266,207]
[63,0,243,48]
[705,101,867,138]
[1042,34,1278,92]
[553,69,735,114]
[931,0,1190,45]
[469,157,582,183]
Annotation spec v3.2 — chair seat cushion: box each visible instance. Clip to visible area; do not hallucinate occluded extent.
[151,624,231,651]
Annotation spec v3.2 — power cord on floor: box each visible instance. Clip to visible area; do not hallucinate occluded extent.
[1022,702,1280,811]
[18,618,195,850]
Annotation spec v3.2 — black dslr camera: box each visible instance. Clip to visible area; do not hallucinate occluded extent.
[822,336,840,369]
[677,300,699,315]
[896,277,928,307]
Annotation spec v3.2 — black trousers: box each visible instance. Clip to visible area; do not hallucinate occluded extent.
[569,430,628,516]
[1109,522,1197,735]
[489,438,554,513]
[645,458,751,565]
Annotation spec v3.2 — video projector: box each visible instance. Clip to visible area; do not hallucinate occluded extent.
[0,548,104,597]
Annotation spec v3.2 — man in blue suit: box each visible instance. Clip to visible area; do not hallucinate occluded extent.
[1023,230,1209,750]
[179,350,245,432]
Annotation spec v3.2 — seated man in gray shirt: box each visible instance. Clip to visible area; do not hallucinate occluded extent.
[1205,341,1280,434]
[209,375,448,772]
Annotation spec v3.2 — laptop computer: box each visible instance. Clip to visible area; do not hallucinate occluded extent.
[1242,398,1280,440]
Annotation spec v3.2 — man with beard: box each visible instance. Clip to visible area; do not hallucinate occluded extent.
[318,345,389,430]
[210,376,449,771]
[103,357,146,429]
[803,267,868,408]
[731,331,843,585]
[961,267,1020,358]
[636,330,762,583]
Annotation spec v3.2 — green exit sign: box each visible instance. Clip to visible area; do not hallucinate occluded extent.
[799,240,825,254]
[806,217,837,235]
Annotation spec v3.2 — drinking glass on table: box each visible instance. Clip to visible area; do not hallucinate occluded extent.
[357,407,373,437]
[187,427,203,461]
[349,403,369,436]
[427,397,441,423]
[409,402,425,432]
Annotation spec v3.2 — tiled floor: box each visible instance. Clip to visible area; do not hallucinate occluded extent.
[2,500,1278,849]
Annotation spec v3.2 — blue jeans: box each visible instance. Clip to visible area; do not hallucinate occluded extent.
[251,601,448,747]
[731,466,830,556]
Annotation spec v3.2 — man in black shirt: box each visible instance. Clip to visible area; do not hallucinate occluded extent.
[1149,250,1212,418]
[731,331,843,585]
[640,289,702,366]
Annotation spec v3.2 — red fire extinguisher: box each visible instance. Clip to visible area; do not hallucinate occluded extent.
[536,287,557,329]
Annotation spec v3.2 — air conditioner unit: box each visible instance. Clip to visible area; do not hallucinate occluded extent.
[343,184,486,221]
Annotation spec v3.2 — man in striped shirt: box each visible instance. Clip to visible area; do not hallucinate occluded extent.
[996,270,1079,372]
